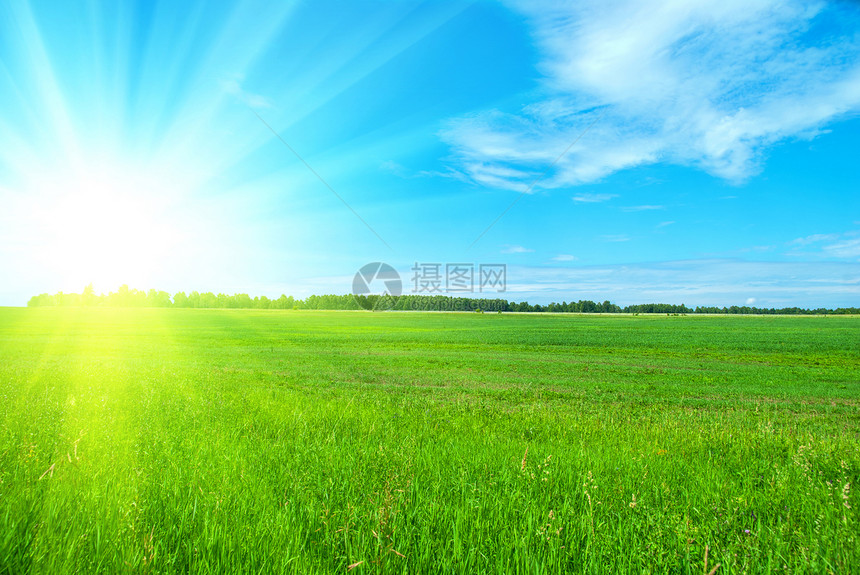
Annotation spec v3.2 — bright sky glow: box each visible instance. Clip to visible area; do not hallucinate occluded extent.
[1,0,859,307]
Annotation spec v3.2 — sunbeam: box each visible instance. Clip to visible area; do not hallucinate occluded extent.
[0,0,858,307]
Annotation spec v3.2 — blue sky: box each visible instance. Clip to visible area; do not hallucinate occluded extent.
[1,0,859,307]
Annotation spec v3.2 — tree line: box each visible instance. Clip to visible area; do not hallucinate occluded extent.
[25,284,860,315]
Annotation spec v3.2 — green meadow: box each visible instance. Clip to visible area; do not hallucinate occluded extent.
[0,307,857,574]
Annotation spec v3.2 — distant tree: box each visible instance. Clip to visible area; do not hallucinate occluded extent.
[232,293,252,308]
[275,295,295,309]
[197,291,217,308]
[27,286,853,315]
[129,288,147,307]
[108,285,130,307]
[27,293,55,307]
[82,283,96,306]
[147,289,172,307]
[58,291,81,306]
[173,292,189,307]
[188,291,201,308]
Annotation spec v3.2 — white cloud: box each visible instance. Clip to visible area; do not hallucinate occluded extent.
[380,160,408,177]
[552,254,577,261]
[656,221,676,228]
[791,233,841,246]
[221,76,274,110]
[502,244,534,254]
[746,297,757,305]
[601,234,630,242]
[465,163,537,192]
[621,205,664,212]
[788,230,860,259]
[441,0,860,188]
[741,245,774,253]
[501,259,860,307]
[823,238,860,259]
[572,192,617,203]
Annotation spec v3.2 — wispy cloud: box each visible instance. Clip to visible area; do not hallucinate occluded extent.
[441,0,860,189]
[465,163,537,192]
[621,205,664,212]
[551,254,577,262]
[502,244,534,254]
[788,230,860,259]
[741,245,774,253]
[572,192,616,203]
[601,234,630,242]
[502,259,860,307]
[791,233,841,246]
[656,221,676,228]
[823,238,860,259]
[221,76,274,110]
[380,160,408,177]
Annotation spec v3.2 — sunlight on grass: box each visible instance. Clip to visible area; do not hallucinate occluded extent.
[0,309,857,573]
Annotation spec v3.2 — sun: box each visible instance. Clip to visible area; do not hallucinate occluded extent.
[26,155,183,293]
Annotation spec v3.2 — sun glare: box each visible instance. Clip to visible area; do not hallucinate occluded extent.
[28,157,182,293]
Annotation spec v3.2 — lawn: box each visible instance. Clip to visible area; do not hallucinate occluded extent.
[0,307,857,573]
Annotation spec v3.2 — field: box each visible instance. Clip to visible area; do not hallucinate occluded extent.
[0,307,858,574]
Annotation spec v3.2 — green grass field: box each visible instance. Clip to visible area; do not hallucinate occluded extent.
[0,308,858,574]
